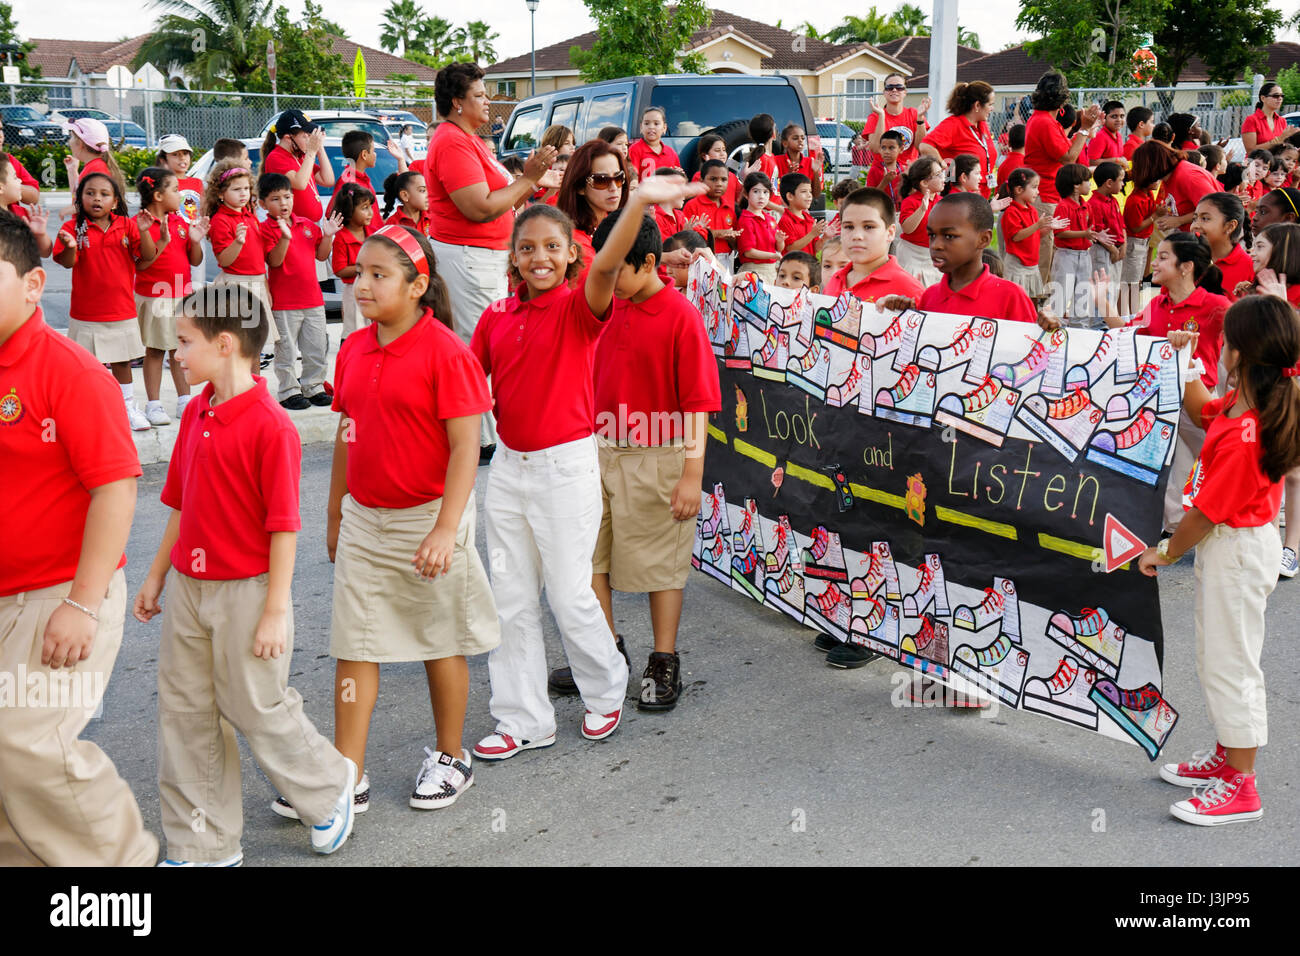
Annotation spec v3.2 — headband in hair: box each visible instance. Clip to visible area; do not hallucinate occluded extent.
[1273,188,1299,218]
[372,224,429,277]
[1285,366,1300,377]
[219,166,248,183]
[140,174,156,188]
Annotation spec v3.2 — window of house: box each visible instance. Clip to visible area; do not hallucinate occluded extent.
[496,81,516,98]
[844,77,875,122]
[1196,90,1216,107]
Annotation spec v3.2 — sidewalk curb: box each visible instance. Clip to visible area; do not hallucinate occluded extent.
[133,406,338,466]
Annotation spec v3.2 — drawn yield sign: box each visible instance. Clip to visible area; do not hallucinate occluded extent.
[1102,513,1146,573]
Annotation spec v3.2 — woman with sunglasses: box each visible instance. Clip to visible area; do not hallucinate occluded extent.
[556,139,629,287]
[865,73,930,168]
[1242,82,1293,155]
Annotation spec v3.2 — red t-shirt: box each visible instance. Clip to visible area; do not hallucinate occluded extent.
[1122,134,1145,163]
[736,209,778,264]
[822,257,924,302]
[1131,286,1228,389]
[470,283,610,452]
[1189,393,1282,527]
[773,152,822,194]
[175,176,204,226]
[1124,189,1159,239]
[628,139,681,181]
[593,284,721,444]
[996,152,1025,191]
[1164,161,1223,224]
[260,214,324,310]
[1242,110,1287,147]
[777,208,817,253]
[0,310,140,596]
[1086,126,1124,165]
[135,212,193,299]
[572,227,596,288]
[327,166,380,235]
[1053,196,1092,250]
[262,145,323,222]
[332,227,364,284]
[683,194,736,253]
[52,215,141,322]
[334,310,492,508]
[77,156,111,185]
[6,152,36,219]
[161,378,300,580]
[1024,110,1074,204]
[385,207,432,236]
[918,265,1037,323]
[653,205,686,242]
[1087,192,1125,247]
[1215,244,1254,302]
[427,121,514,250]
[864,106,922,167]
[898,192,935,247]
[208,205,266,276]
[866,163,904,209]
[924,115,997,197]
[1002,200,1041,267]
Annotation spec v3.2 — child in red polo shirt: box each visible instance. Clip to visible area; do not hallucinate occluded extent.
[1122,183,1160,288]
[736,172,780,284]
[662,230,707,290]
[996,124,1026,190]
[896,158,944,286]
[627,107,681,181]
[0,154,49,254]
[0,125,39,218]
[682,159,740,269]
[1051,163,1103,327]
[773,123,824,200]
[0,213,158,867]
[331,183,374,337]
[326,130,398,233]
[382,170,431,235]
[320,225,498,814]
[998,167,1059,296]
[259,172,341,411]
[1088,161,1126,293]
[470,177,705,759]
[1192,193,1252,300]
[204,159,274,355]
[776,251,821,292]
[52,171,158,432]
[1141,296,1300,826]
[777,172,825,258]
[650,167,690,241]
[866,130,906,209]
[821,187,924,305]
[133,285,356,864]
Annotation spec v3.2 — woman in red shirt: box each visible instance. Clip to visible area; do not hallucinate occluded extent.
[864,73,930,168]
[259,109,334,223]
[556,139,629,286]
[1131,141,1223,234]
[1242,82,1292,154]
[426,62,557,455]
[919,81,998,198]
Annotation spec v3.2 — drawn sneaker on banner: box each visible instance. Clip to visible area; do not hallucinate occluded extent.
[1105,342,1180,420]
[875,364,937,429]
[935,374,1020,447]
[851,549,888,600]
[804,581,852,641]
[731,270,771,325]
[771,288,814,348]
[761,516,805,620]
[1066,327,1139,390]
[953,577,1020,638]
[991,328,1068,391]
[849,597,902,659]
[694,482,732,586]
[751,327,790,382]
[722,311,752,371]
[827,354,871,409]
[951,632,1031,706]
[1016,387,1104,462]
[1022,656,1099,728]
[899,614,950,678]
[730,498,766,601]
[1086,409,1175,486]
[814,292,863,350]
[917,319,996,381]
[870,541,903,600]
[1090,678,1179,759]
[801,525,849,582]
[786,339,832,401]
[1045,606,1125,679]
[902,553,950,618]
[862,308,924,370]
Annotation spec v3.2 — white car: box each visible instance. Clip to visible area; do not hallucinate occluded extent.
[816,120,857,176]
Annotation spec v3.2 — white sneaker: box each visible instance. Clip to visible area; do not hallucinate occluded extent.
[1281,548,1298,580]
[410,747,473,810]
[158,851,243,867]
[125,401,153,431]
[145,400,171,426]
[271,772,369,820]
[310,756,357,855]
[176,394,192,419]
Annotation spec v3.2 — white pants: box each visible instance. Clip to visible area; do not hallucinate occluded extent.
[484,436,629,739]
[272,306,327,400]
[340,283,362,338]
[431,237,508,447]
[1051,247,1097,327]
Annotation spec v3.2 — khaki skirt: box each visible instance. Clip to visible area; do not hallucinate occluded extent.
[895,239,941,288]
[330,492,500,662]
[1004,257,1045,296]
[67,317,144,364]
[209,272,279,345]
[737,261,777,284]
[135,294,182,351]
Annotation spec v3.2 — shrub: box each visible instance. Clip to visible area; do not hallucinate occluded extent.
[8,145,157,190]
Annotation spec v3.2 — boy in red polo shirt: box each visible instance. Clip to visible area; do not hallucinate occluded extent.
[683,160,740,267]
[1124,107,1154,163]
[650,167,689,240]
[776,251,821,292]
[258,172,341,410]
[867,130,906,208]
[0,213,158,866]
[777,172,824,258]
[821,187,924,304]
[133,284,356,865]
[1088,161,1127,291]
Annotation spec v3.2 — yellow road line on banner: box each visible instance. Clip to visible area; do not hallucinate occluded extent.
[1037,532,1127,569]
[708,424,727,444]
[732,438,777,468]
[784,461,834,490]
[848,482,906,510]
[935,506,1018,541]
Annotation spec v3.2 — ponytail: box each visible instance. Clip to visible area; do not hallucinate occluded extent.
[137,166,175,208]
[383,170,421,218]
[258,130,278,170]
[365,226,455,330]
[747,113,775,167]
[1222,295,1300,481]
[998,166,1037,202]
[900,157,940,199]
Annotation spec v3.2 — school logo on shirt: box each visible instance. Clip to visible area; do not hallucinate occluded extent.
[1181,318,1198,332]
[179,188,201,225]
[302,224,313,237]
[0,387,24,425]
[178,225,187,241]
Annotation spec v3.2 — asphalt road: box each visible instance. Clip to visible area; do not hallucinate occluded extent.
[79,443,1299,866]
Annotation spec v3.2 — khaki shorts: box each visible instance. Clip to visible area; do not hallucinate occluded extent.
[67,317,144,364]
[593,439,695,593]
[136,294,182,351]
[330,492,499,662]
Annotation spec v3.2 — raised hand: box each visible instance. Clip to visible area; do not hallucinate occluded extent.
[990,195,1012,213]
[1256,267,1288,299]
[27,205,48,236]
[307,128,326,154]
[277,216,292,238]
[522,145,558,183]
[234,223,247,243]
[633,175,706,208]
[321,212,344,237]
[190,215,210,242]
[385,138,403,159]
[870,95,886,116]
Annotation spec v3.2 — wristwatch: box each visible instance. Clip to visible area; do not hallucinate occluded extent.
[1157,538,1178,563]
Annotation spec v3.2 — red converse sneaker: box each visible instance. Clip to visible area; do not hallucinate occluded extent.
[1158,742,1231,787]
[472,731,556,761]
[1170,772,1262,826]
[580,709,622,741]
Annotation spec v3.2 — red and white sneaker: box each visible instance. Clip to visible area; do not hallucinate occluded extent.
[472,731,556,761]
[581,709,622,741]
[1159,742,1231,787]
[1170,772,1262,826]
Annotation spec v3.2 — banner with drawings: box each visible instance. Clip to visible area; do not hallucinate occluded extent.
[686,257,1186,758]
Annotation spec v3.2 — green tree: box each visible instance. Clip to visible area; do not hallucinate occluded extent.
[823,10,904,45]
[134,0,275,91]
[0,3,41,79]
[958,27,981,50]
[794,21,822,41]
[892,3,929,35]
[571,0,711,83]
[380,0,425,56]
[453,20,499,65]
[1277,65,1300,105]
[1151,0,1284,86]
[246,4,348,95]
[1017,0,1169,87]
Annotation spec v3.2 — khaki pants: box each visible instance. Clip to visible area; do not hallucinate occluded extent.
[0,570,158,866]
[272,306,328,401]
[1120,237,1149,286]
[158,570,348,861]
[1033,199,1056,284]
[341,283,362,337]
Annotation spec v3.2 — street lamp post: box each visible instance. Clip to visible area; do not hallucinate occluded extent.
[526,0,539,98]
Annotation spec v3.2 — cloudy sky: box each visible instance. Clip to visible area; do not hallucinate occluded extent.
[14,0,1300,69]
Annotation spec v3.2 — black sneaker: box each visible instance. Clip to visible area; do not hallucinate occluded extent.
[548,634,629,695]
[280,395,311,411]
[825,643,880,669]
[260,353,274,369]
[637,651,681,711]
[813,632,839,652]
[479,443,497,465]
[307,392,333,407]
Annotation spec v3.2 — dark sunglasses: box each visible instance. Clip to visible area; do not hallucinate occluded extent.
[884,84,906,91]
[586,171,626,188]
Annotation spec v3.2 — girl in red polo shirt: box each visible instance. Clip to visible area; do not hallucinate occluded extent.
[773,123,824,200]
[203,159,274,343]
[735,172,780,283]
[320,224,498,813]
[1141,295,1300,826]
[627,107,681,182]
[382,170,431,235]
[998,167,1061,296]
[1192,193,1252,300]
[468,176,705,761]
[744,113,783,208]
[690,133,740,208]
[896,157,944,286]
[331,183,374,337]
[52,172,158,431]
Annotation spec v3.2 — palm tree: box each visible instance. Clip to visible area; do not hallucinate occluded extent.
[134,0,274,91]
[823,9,903,45]
[795,21,822,41]
[958,27,981,50]
[380,0,426,56]
[454,20,500,65]
[415,15,458,60]
[892,4,930,36]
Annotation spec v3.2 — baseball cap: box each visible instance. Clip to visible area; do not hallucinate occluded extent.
[272,109,319,136]
[63,117,111,153]
[157,133,192,154]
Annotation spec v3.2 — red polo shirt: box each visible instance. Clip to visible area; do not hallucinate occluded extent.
[1190,393,1281,527]
[6,152,37,219]
[822,257,923,302]
[628,139,681,180]
[78,156,111,184]
[262,145,324,222]
[427,121,514,250]
[755,152,783,208]
[1164,161,1223,224]
[1002,200,1041,267]
[1053,196,1092,250]
[919,266,1037,323]
[470,282,610,452]
[1131,286,1228,388]
[898,193,935,248]
[135,212,193,299]
[1215,244,1254,302]
[1086,126,1124,165]
[690,169,739,210]
[333,310,492,508]
[209,205,266,276]
[866,162,904,208]
[996,152,1024,190]
[593,284,721,444]
[161,377,300,580]
[332,227,364,284]
[52,215,141,322]
[683,195,735,252]
[1024,110,1073,203]
[1242,110,1287,147]
[260,214,324,310]
[778,208,817,253]
[327,166,380,235]
[1124,190,1159,239]
[653,205,686,242]
[572,227,596,287]
[1087,193,1125,247]
[923,115,997,197]
[773,152,822,194]
[0,310,140,596]
[385,207,432,236]
[1122,134,1145,162]
[736,209,778,264]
